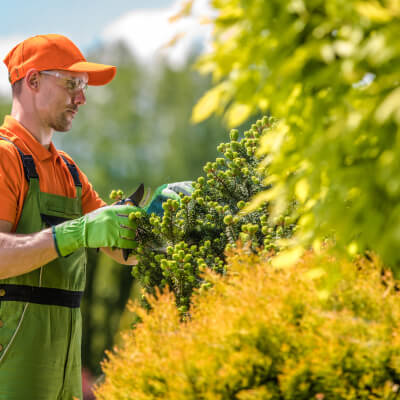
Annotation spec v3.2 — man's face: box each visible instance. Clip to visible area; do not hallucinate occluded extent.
[36,70,88,132]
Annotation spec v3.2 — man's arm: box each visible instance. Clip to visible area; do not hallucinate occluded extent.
[0,204,141,279]
[0,220,58,279]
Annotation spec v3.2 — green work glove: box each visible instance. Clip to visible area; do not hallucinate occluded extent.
[52,205,144,257]
[145,181,194,217]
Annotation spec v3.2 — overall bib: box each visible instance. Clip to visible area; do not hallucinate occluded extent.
[0,136,86,400]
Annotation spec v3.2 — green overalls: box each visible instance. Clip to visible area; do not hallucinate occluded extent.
[0,136,86,400]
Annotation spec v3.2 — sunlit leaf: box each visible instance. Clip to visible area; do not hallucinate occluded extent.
[257,121,289,156]
[355,1,393,22]
[225,103,252,127]
[161,33,187,49]
[271,246,304,268]
[375,87,400,123]
[169,0,194,23]
[191,84,226,123]
[241,188,277,214]
[295,178,309,203]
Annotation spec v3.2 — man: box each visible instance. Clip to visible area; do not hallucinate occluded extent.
[0,34,143,400]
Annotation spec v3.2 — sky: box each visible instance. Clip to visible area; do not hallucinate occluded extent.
[0,0,212,94]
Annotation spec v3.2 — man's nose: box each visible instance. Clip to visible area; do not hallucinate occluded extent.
[72,89,86,105]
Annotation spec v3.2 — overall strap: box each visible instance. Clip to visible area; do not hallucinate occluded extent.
[0,135,38,181]
[61,155,82,188]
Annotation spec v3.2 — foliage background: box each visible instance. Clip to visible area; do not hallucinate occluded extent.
[189,0,400,272]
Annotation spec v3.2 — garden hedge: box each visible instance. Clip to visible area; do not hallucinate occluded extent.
[95,248,400,399]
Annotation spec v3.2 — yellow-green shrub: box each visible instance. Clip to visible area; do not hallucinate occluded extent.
[95,250,400,399]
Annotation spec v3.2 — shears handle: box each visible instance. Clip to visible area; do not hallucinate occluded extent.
[116,184,145,261]
[115,199,136,261]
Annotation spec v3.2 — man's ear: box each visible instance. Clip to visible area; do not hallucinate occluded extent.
[25,69,40,91]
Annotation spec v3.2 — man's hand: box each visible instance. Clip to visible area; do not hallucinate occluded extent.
[53,205,144,257]
[100,246,139,265]
[145,181,194,217]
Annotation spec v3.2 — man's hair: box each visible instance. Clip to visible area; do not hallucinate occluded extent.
[11,79,23,98]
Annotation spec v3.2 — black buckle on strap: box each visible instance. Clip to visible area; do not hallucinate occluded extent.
[0,136,38,182]
[21,154,39,180]
[0,284,83,308]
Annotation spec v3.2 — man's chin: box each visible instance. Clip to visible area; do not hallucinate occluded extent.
[53,124,72,133]
[52,119,73,133]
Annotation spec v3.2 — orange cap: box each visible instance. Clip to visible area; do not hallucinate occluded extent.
[4,34,116,86]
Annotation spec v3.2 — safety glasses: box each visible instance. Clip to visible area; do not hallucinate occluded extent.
[40,70,88,94]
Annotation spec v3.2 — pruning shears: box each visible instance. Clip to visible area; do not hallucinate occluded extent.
[115,183,146,261]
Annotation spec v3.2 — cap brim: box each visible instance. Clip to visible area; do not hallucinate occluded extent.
[66,61,116,86]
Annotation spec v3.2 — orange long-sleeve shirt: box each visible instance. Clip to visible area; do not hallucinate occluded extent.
[0,115,106,232]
